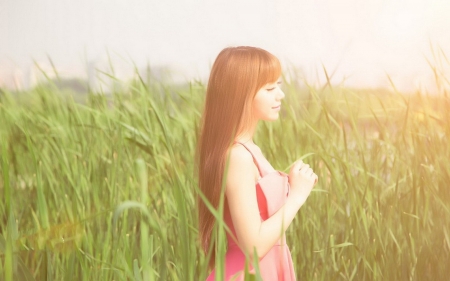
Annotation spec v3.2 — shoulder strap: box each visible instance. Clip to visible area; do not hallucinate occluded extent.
[234,142,264,177]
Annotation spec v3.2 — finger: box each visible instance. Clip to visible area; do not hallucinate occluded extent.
[303,169,315,179]
[299,166,311,174]
[291,160,304,172]
[298,164,310,171]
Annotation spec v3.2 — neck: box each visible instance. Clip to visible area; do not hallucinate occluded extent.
[236,119,258,144]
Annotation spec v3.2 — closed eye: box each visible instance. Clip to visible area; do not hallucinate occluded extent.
[267,80,282,91]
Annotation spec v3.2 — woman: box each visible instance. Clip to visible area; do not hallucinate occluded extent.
[197,46,318,280]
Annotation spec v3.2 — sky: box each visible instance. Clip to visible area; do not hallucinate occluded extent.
[1,0,450,92]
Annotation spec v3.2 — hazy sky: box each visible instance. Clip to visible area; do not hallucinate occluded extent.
[1,0,450,92]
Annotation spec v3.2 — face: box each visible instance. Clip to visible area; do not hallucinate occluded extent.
[252,78,285,121]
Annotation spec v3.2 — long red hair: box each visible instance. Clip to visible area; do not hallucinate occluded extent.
[196,46,281,268]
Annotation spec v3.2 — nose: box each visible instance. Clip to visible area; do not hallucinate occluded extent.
[276,88,285,101]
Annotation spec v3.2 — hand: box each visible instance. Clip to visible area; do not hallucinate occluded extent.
[288,159,318,205]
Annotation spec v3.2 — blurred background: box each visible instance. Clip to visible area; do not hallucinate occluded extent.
[2,2,450,280]
[1,0,450,93]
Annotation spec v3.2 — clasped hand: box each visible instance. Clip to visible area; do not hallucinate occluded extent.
[288,160,318,204]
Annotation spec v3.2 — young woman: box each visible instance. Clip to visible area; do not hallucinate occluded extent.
[197,46,318,280]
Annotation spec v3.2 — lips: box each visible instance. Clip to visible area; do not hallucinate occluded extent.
[272,105,281,109]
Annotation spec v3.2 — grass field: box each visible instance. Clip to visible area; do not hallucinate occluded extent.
[1,70,449,280]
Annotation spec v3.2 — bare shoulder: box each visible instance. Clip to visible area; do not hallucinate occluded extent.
[226,144,257,191]
[228,144,253,167]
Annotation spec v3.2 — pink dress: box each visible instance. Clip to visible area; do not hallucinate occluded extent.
[206,142,296,281]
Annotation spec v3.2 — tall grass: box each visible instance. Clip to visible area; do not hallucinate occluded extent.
[0,65,449,280]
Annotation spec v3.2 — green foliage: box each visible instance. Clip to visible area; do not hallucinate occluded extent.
[0,73,449,280]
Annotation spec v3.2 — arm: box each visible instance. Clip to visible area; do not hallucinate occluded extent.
[225,145,316,260]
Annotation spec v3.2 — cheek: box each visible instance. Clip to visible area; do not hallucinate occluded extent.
[253,100,272,120]
[252,99,265,116]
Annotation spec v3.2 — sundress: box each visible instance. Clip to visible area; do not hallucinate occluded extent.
[206,142,296,280]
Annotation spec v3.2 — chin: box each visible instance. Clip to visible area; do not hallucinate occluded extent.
[264,114,280,121]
